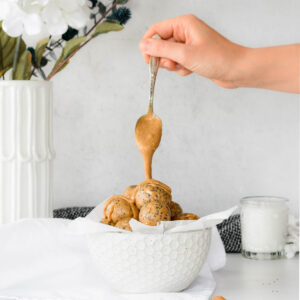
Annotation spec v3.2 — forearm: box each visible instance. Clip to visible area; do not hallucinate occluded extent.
[234,44,300,93]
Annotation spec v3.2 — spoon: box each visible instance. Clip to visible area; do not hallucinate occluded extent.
[135,54,162,180]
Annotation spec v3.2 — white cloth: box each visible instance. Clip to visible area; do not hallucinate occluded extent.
[69,204,237,234]
[0,218,226,300]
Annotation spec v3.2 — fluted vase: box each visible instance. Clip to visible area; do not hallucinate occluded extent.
[0,81,55,224]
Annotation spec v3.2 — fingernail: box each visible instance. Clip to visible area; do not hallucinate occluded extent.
[139,40,149,51]
[175,64,182,69]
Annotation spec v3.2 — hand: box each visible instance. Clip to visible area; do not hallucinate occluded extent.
[139,14,245,89]
[139,15,300,93]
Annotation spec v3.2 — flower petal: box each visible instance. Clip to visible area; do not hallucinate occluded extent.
[23,13,43,35]
[57,0,82,12]
[0,0,90,37]
[0,1,11,20]
[64,9,88,29]
[46,19,68,36]
[41,1,62,23]
[2,18,24,37]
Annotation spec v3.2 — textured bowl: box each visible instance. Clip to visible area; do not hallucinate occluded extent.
[87,229,211,293]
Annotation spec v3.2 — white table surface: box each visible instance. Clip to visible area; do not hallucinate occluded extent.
[212,254,299,300]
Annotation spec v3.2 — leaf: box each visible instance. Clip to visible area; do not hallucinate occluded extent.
[62,36,86,60]
[35,37,49,67]
[92,21,123,37]
[14,50,32,80]
[105,18,121,24]
[49,36,86,76]
[37,68,46,80]
[48,51,57,61]
[0,22,26,76]
[97,2,106,15]
[51,59,69,76]
[54,60,69,73]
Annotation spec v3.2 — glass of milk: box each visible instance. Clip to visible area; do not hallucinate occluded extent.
[240,196,289,260]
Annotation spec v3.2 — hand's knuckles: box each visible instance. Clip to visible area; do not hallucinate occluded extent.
[184,14,198,23]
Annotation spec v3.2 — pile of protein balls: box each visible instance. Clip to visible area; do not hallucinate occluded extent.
[100,179,199,231]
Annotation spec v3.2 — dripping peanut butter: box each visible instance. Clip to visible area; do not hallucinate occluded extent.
[135,109,162,179]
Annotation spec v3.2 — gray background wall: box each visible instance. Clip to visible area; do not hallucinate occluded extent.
[51,0,299,215]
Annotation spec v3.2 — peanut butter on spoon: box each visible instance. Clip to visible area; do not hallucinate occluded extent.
[135,54,162,180]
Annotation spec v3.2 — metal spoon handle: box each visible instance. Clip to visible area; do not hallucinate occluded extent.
[148,35,161,113]
[149,56,160,113]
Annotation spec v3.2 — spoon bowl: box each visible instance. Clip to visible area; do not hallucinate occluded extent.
[135,113,162,151]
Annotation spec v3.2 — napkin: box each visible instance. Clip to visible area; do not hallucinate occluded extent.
[69,202,237,234]
[0,209,234,300]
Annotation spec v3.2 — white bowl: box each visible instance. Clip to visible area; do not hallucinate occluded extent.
[87,228,211,293]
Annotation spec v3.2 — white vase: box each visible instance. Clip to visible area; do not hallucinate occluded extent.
[0,81,55,224]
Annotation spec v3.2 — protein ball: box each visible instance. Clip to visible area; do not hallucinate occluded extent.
[123,185,137,203]
[135,179,172,210]
[139,200,171,226]
[173,213,199,220]
[100,218,114,226]
[102,195,139,224]
[169,201,183,218]
[115,217,132,232]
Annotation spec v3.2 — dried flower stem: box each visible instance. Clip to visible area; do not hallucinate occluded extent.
[46,2,118,81]
[46,36,92,81]
[85,2,118,36]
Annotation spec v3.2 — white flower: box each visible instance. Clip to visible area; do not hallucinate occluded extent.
[0,0,89,37]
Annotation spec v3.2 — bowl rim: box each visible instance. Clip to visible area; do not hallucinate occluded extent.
[88,227,212,237]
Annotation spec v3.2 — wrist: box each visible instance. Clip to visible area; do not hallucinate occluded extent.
[230,44,300,93]
[227,46,256,88]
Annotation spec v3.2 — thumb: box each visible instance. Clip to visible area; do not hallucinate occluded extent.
[139,38,188,66]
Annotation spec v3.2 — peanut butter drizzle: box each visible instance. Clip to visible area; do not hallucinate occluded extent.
[138,178,172,194]
[135,108,162,179]
[102,195,138,222]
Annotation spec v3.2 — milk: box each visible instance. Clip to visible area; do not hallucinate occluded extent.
[240,197,288,259]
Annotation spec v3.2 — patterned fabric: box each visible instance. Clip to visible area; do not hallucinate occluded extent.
[217,214,242,253]
[53,207,94,220]
[53,207,242,253]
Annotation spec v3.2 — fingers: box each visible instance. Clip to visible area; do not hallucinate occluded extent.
[174,68,192,76]
[139,38,188,67]
[143,17,178,40]
[159,59,192,76]
[142,37,177,65]
[211,79,238,89]
[140,41,192,76]
[160,58,176,69]
[162,66,192,77]
[140,15,198,77]
[142,14,197,42]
